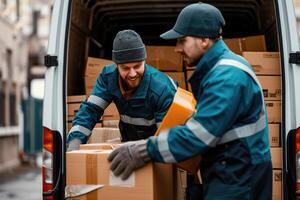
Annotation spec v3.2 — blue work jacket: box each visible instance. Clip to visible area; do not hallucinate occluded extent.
[147,39,272,199]
[67,64,177,143]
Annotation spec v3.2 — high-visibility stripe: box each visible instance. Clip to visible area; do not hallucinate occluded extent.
[186,117,218,147]
[219,113,267,144]
[68,125,91,136]
[157,130,177,163]
[167,76,178,90]
[120,115,156,126]
[87,95,109,110]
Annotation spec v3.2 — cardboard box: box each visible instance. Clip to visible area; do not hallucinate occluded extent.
[84,57,114,96]
[242,52,280,75]
[87,128,121,144]
[103,103,119,120]
[269,124,280,147]
[68,103,81,116]
[102,120,119,128]
[67,149,174,200]
[265,101,281,123]
[155,88,201,173]
[257,75,281,100]
[272,170,282,200]
[270,147,282,169]
[67,95,86,103]
[166,72,186,89]
[224,35,266,55]
[146,46,182,71]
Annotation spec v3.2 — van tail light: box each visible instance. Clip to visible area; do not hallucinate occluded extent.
[295,127,300,196]
[42,127,63,200]
[43,127,54,200]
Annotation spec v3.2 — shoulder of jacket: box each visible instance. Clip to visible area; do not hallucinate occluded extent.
[146,65,176,96]
[102,64,117,75]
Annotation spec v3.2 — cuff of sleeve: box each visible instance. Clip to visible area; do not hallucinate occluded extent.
[136,140,151,163]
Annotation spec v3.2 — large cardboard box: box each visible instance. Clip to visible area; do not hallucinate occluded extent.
[273,170,282,200]
[270,147,282,169]
[146,46,182,71]
[242,52,280,75]
[257,75,281,100]
[224,35,266,55]
[87,128,121,144]
[265,101,281,123]
[67,95,86,117]
[67,149,174,200]
[84,57,114,96]
[269,123,280,147]
[166,72,186,89]
[156,88,201,173]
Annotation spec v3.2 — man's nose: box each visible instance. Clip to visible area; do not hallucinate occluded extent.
[128,68,137,77]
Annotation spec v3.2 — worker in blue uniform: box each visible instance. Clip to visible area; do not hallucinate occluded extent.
[67,30,177,151]
[108,3,272,200]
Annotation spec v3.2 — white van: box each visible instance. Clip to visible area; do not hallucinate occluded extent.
[42,0,300,199]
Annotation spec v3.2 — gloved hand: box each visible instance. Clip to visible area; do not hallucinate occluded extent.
[67,138,82,151]
[107,140,151,180]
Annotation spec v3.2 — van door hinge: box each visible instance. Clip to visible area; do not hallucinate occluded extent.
[44,55,58,68]
[289,52,300,64]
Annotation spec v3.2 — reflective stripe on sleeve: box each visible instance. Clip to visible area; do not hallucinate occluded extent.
[167,76,178,90]
[87,95,109,110]
[186,117,219,147]
[157,129,177,163]
[68,125,91,137]
[219,113,267,144]
[120,115,156,126]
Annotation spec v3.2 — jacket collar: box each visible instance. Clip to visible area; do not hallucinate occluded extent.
[111,64,150,100]
[188,39,229,97]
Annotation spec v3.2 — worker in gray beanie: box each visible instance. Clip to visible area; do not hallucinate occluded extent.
[108,3,272,200]
[67,30,177,152]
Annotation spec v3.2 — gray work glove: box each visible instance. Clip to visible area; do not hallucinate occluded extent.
[107,140,151,180]
[67,138,82,151]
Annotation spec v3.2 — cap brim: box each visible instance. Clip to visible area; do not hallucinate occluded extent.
[160,29,184,39]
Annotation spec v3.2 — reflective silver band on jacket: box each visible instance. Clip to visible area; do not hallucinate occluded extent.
[120,114,156,126]
[87,95,109,110]
[68,124,91,136]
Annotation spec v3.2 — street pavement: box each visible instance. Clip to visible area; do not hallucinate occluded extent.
[0,157,42,200]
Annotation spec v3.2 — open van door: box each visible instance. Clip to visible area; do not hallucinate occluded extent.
[278,0,300,199]
[42,0,70,199]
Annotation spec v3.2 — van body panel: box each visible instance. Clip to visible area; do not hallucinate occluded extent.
[43,0,70,133]
[278,0,300,131]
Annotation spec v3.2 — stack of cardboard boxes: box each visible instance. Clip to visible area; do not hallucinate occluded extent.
[66,35,282,199]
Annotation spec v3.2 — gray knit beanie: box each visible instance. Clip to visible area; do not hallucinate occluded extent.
[112,30,147,64]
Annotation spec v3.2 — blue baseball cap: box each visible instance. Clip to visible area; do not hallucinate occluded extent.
[160,3,225,39]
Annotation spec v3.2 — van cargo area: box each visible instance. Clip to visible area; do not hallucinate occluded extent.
[59,0,288,200]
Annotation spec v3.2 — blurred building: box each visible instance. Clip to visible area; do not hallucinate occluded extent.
[0,0,53,172]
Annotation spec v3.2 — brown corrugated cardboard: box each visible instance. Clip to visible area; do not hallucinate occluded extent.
[68,103,81,116]
[146,46,182,71]
[87,128,121,144]
[242,52,280,75]
[270,147,282,169]
[269,124,280,147]
[102,120,119,128]
[272,170,282,200]
[257,75,281,100]
[265,101,281,123]
[103,103,119,120]
[166,72,186,89]
[84,57,114,96]
[67,95,86,103]
[224,35,266,55]
[67,149,174,200]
